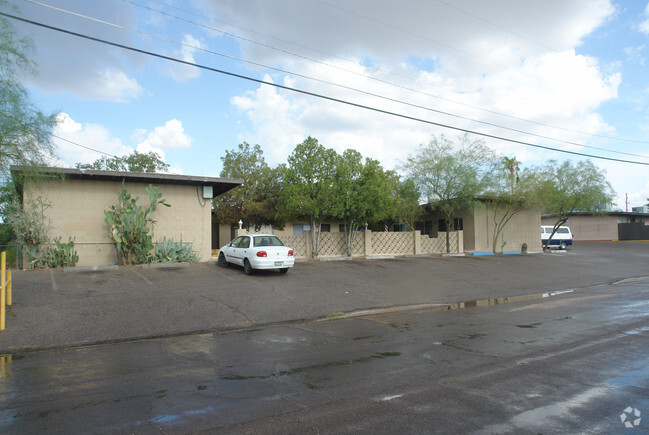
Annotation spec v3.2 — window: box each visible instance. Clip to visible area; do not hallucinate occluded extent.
[254,236,284,247]
[557,228,569,234]
[438,219,447,232]
[293,224,304,236]
[453,218,463,231]
[339,224,346,233]
[320,224,330,232]
[237,236,250,248]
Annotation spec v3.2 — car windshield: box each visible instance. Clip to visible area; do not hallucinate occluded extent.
[253,236,285,247]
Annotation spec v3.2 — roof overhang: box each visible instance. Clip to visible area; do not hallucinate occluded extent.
[11,166,243,197]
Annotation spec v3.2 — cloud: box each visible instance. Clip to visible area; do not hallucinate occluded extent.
[167,34,206,81]
[53,114,192,171]
[53,113,133,167]
[640,2,649,34]
[136,119,193,158]
[213,1,619,161]
[13,0,144,102]
[201,0,614,67]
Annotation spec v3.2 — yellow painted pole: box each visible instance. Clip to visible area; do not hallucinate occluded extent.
[1,251,4,331]
[6,270,11,306]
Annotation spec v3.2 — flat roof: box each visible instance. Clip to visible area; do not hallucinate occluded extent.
[11,166,243,197]
[542,211,649,218]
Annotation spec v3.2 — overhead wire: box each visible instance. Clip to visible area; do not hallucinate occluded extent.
[19,0,649,160]
[3,11,649,167]
[125,0,649,145]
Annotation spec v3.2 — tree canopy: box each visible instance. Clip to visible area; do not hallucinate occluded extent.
[212,142,284,230]
[402,134,496,252]
[280,137,339,256]
[76,151,170,173]
[535,159,614,249]
[0,3,57,176]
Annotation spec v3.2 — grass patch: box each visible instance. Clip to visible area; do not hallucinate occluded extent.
[326,312,344,318]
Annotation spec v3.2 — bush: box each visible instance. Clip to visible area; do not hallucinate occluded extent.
[28,237,79,269]
[151,236,200,263]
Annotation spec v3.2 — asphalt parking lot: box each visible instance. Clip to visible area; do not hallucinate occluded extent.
[1,241,647,353]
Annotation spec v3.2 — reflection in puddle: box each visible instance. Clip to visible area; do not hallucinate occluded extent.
[0,355,12,378]
[511,386,611,427]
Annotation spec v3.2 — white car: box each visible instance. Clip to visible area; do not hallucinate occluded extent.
[218,234,295,275]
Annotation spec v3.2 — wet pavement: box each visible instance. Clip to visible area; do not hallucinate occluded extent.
[1,241,648,353]
[0,278,647,433]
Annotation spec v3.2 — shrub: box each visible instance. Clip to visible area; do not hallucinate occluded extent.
[151,236,200,263]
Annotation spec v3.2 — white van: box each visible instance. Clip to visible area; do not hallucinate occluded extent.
[541,225,573,250]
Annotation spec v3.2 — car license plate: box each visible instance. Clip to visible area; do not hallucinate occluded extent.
[274,261,283,266]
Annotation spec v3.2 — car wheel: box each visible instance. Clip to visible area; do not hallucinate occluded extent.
[218,252,228,267]
[560,241,567,250]
[243,259,253,275]
[279,268,288,274]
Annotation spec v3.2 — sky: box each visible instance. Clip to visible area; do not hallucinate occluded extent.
[4,0,649,209]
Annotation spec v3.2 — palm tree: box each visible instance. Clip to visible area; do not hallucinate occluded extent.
[501,156,521,195]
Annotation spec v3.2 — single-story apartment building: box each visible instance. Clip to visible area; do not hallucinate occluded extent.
[542,211,649,241]
[12,167,242,267]
[417,201,542,253]
[228,200,542,255]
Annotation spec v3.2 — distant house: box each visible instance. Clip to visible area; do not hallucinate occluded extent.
[542,211,649,241]
[12,167,242,267]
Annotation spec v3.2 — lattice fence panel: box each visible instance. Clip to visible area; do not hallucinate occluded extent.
[420,231,459,254]
[351,232,365,256]
[318,232,347,257]
[280,235,307,258]
[372,232,413,255]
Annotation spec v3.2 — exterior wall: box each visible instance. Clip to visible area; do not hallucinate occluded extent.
[24,178,212,267]
[468,204,542,252]
[541,215,619,241]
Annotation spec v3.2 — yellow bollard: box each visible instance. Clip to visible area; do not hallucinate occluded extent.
[1,251,4,331]
[6,270,11,306]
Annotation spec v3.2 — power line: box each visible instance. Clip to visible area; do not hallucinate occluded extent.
[124,0,649,146]
[3,11,649,167]
[52,134,118,158]
[21,0,649,160]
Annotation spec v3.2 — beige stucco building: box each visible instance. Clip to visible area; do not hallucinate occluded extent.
[417,202,542,253]
[542,212,649,241]
[462,203,542,252]
[14,167,241,267]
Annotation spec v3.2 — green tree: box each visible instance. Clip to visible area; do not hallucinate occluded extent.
[0,2,57,175]
[501,156,521,195]
[390,176,423,232]
[403,134,495,253]
[536,160,614,249]
[76,151,169,173]
[212,142,284,230]
[483,163,539,253]
[281,137,338,257]
[334,150,394,256]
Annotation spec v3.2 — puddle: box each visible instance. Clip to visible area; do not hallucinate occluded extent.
[516,323,542,329]
[609,361,649,387]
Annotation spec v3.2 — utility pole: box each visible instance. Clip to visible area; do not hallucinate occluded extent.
[625,193,629,212]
